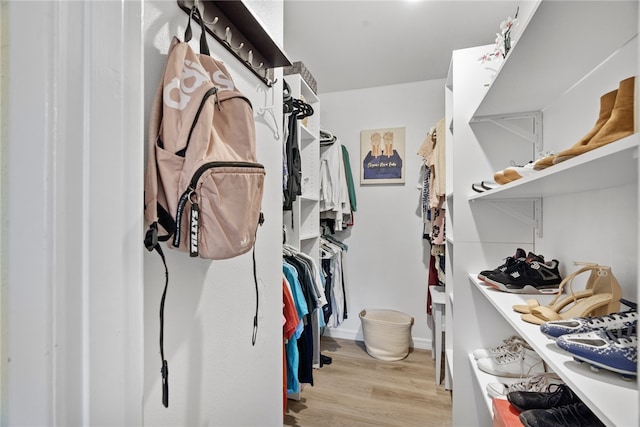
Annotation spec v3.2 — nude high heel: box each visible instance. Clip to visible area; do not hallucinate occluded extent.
[521,265,621,325]
[513,263,600,314]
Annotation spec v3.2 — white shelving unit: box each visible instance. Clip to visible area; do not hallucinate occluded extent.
[283,74,320,260]
[444,70,454,390]
[283,74,320,401]
[447,1,639,426]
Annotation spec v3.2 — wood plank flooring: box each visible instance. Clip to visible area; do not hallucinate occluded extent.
[284,337,452,427]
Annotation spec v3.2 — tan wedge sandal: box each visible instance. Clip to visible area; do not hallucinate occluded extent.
[513,263,600,314]
[521,265,621,325]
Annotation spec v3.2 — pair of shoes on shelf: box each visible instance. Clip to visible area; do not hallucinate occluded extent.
[494,161,536,184]
[512,262,601,314]
[475,338,547,378]
[540,309,638,339]
[518,264,622,325]
[471,180,499,193]
[473,335,526,360]
[509,384,605,427]
[486,372,564,399]
[483,252,562,294]
[534,76,636,170]
[555,321,637,380]
[532,151,556,170]
[478,248,527,282]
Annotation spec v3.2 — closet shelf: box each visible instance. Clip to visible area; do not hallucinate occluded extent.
[300,232,320,241]
[300,125,316,143]
[300,194,320,203]
[473,0,638,118]
[470,274,638,427]
[468,135,638,201]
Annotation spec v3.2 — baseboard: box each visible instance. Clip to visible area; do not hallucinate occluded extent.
[323,328,432,351]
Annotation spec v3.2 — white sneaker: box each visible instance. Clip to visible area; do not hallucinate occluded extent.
[473,335,528,360]
[486,373,564,399]
[502,161,536,182]
[477,346,547,378]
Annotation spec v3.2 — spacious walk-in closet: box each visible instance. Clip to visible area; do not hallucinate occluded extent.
[1,1,638,426]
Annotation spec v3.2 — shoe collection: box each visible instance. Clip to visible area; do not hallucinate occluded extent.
[471,76,636,193]
[474,253,636,425]
[479,249,563,294]
[476,335,610,426]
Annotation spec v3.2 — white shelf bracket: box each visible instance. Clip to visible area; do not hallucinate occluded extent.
[470,111,543,154]
[485,198,543,238]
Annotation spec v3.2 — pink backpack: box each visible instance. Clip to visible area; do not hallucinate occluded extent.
[143,6,265,407]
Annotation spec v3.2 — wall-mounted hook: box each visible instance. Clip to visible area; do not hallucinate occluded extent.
[178,0,287,89]
[202,14,219,25]
[224,27,244,51]
[247,50,264,70]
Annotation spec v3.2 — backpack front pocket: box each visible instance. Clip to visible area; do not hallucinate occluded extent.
[173,162,265,260]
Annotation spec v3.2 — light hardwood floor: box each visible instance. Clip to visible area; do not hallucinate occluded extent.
[284,337,453,427]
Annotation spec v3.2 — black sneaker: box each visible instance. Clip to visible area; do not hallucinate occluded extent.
[485,254,562,294]
[477,248,527,282]
[507,384,580,412]
[519,402,605,427]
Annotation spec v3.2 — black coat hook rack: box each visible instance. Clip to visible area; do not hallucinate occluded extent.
[177,0,291,87]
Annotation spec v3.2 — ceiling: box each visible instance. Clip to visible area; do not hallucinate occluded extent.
[283,0,520,94]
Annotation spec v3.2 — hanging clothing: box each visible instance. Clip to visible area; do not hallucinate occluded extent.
[283,244,328,398]
[282,278,300,414]
[320,138,352,231]
[341,145,357,212]
[320,236,349,328]
[283,112,301,211]
[418,118,447,315]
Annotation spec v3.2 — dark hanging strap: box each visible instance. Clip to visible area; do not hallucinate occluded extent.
[251,213,265,345]
[184,5,210,56]
[251,246,259,345]
[157,243,170,408]
[144,223,170,408]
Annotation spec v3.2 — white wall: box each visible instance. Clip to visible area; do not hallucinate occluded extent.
[143,1,284,426]
[2,1,284,426]
[319,79,446,348]
[4,1,145,425]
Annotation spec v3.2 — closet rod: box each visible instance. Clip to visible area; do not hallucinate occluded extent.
[177,0,291,87]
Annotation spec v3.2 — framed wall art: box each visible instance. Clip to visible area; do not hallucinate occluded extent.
[360,127,405,185]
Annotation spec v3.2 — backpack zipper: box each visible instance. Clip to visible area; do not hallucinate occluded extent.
[176,87,252,157]
[176,87,218,157]
[173,161,265,249]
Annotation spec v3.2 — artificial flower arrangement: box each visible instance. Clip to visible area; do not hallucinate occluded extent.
[479,8,519,63]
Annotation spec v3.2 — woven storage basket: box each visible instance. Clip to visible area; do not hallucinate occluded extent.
[359,309,414,361]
